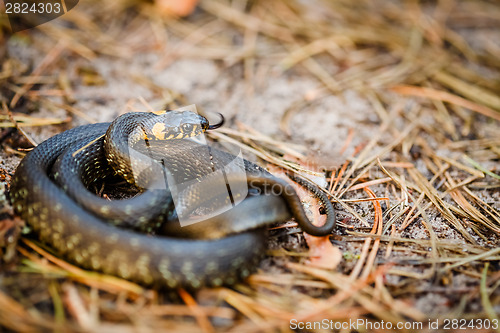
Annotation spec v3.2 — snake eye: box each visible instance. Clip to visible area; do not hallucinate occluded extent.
[182,123,194,132]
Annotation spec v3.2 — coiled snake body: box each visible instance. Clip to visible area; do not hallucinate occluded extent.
[10,111,335,288]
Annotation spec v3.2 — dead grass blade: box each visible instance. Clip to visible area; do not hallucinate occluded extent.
[391,85,500,121]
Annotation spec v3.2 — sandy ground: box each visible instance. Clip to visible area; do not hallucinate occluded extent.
[0,0,499,330]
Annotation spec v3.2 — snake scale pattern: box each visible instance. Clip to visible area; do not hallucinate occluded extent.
[10,111,336,288]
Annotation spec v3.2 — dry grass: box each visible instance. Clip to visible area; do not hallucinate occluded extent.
[0,0,499,331]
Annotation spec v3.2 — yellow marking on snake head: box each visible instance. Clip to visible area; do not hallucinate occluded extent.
[152,122,167,140]
[152,110,167,115]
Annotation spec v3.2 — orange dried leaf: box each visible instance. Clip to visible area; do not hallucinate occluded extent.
[268,161,341,270]
[155,0,199,17]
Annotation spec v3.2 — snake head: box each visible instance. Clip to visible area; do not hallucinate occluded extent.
[142,110,210,141]
[134,110,224,142]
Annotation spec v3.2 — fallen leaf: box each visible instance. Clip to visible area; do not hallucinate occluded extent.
[155,0,199,17]
[268,158,341,270]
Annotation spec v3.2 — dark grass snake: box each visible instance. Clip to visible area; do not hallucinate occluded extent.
[9,111,336,289]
